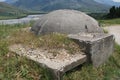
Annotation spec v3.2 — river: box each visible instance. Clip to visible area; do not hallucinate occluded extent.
[0,15,43,25]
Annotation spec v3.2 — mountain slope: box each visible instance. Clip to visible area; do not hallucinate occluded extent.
[0,2,27,19]
[5,0,18,4]
[12,0,110,13]
[94,0,120,6]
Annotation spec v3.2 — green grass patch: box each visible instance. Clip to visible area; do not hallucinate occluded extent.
[98,18,120,26]
[0,23,47,80]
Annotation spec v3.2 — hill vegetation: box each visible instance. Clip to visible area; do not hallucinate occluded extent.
[107,6,120,18]
[94,0,120,6]
[96,6,120,26]
[0,2,27,19]
[5,0,18,4]
[12,0,109,13]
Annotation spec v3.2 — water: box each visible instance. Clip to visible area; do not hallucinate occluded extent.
[0,15,43,25]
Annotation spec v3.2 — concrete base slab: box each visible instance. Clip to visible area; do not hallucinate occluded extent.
[9,44,87,80]
[68,32,114,67]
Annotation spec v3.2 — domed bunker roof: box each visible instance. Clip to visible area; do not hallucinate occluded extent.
[31,10,103,35]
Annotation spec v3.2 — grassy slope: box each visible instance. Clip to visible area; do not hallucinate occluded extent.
[99,18,120,26]
[0,20,120,80]
[0,2,27,20]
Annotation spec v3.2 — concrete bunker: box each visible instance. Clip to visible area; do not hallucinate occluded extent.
[68,33,114,67]
[31,9,104,35]
[9,10,114,80]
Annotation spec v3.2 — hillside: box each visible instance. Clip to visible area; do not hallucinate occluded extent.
[0,2,27,19]
[5,0,18,4]
[94,0,120,6]
[12,0,110,13]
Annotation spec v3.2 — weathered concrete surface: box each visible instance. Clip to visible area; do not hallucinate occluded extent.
[104,25,120,45]
[31,9,103,35]
[9,44,87,80]
[68,33,114,67]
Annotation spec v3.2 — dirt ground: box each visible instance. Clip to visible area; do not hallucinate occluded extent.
[104,25,120,45]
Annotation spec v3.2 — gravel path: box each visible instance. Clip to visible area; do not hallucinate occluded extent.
[104,25,120,45]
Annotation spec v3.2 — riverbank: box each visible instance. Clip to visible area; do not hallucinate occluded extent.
[0,14,28,20]
[0,15,43,25]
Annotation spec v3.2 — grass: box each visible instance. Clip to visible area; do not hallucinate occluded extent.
[103,29,108,33]
[9,29,81,54]
[0,24,43,80]
[0,22,120,80]
[98,18,120,26]
[0,23,51,80]
[0,14,27,20]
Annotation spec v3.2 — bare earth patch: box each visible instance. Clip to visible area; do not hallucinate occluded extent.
[104,25,120,45]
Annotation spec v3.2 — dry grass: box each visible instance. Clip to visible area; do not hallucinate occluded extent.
[9,28,81,54]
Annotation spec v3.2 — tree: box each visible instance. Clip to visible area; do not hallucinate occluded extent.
[108,6,116,18]
[107,6,120,18]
